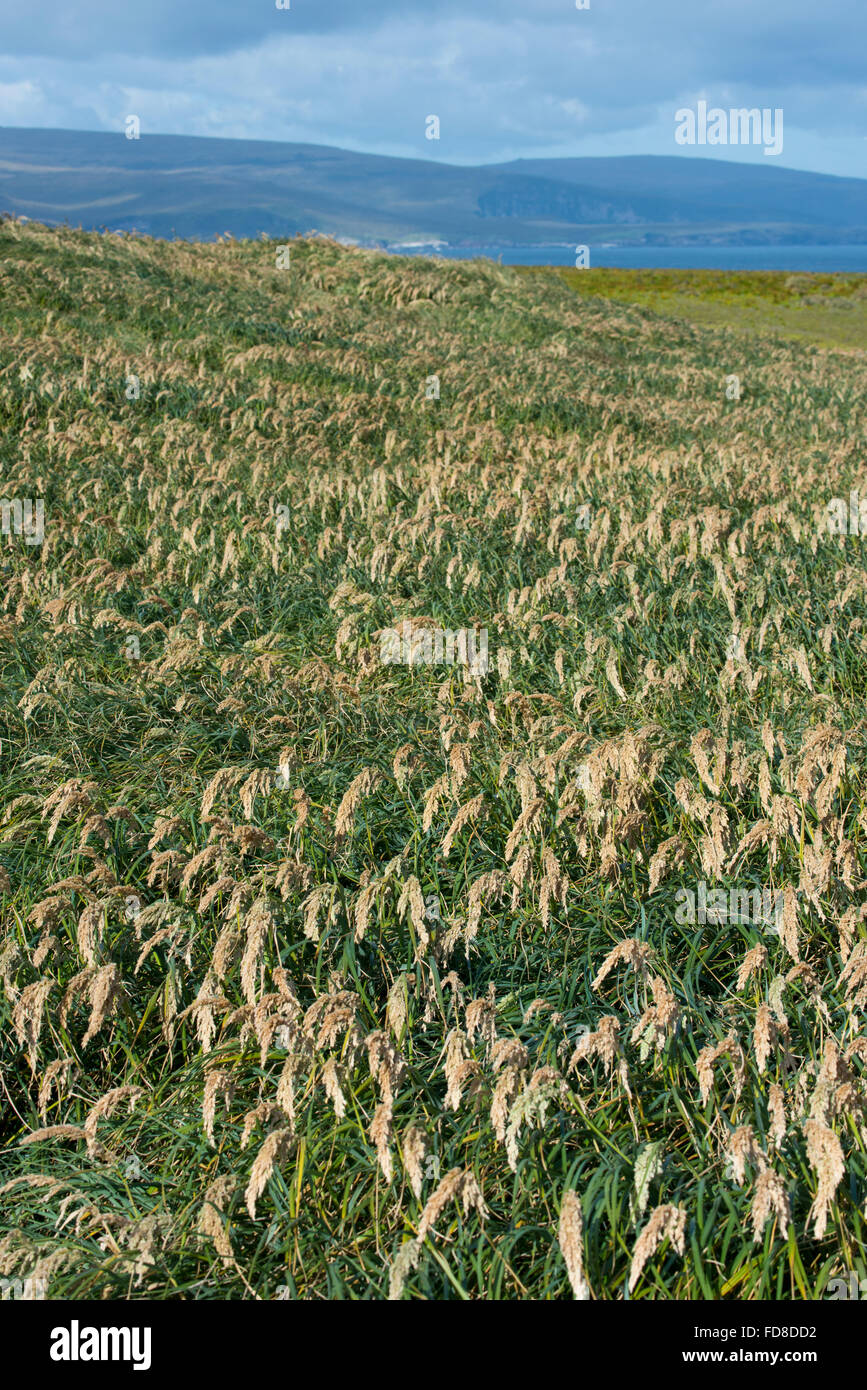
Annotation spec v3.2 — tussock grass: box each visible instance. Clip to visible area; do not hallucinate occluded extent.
[0,219,866,1299]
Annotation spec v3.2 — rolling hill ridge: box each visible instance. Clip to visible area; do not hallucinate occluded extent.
[1,126,866,245]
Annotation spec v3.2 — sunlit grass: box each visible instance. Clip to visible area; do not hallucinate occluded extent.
[0,219,866,1300]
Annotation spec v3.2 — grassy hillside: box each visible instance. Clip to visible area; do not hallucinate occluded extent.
[534,266,867,353]
[1,219,866,1301]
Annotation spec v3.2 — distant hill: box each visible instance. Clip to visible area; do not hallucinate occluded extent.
[1,126,866,246]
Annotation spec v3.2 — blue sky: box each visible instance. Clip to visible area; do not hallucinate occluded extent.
[0,0,864,177]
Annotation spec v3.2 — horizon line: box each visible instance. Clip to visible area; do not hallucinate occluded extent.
[2,123,865,185]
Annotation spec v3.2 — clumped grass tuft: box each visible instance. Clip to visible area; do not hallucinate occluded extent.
[0,219,866,1299]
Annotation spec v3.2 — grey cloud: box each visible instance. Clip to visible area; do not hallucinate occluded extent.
[0,0,863,175]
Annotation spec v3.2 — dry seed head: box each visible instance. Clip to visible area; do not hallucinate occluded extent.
[515,761,539,812]
[804,1118,845,1239]
[648,835,686,894]
[21,1123,105,1159]
[18,1248,76,1297]
[605,649,627,701]
[465,990,497,1052]
[417,1167,488,1240]
[779,885,799,962]
[402,1123,427,1201]
[490,1064,524,1143]
[505,1069,566,1172]
[509,843,533,907]
[558,1189,590,1300]
[539,848,568,930]
[82,963,122,1048]
[84,1085,142,1149]
[690,730,721,795]
[443,1027,469,1106]
[697,805,729,879]
[27,896,66,934]
[188,971,226,1054]
[179,844,223,890]
[320,1057,347,1119]
[245,1127,294,1219]
[695,1033,742,1105]
[592,938,653,992]
[333,767,384,844]
[0,1174,69,1199]
[491,1037,529,1072]
[839,941,867,1010]
[76,902,105,966]
[37,1057,74,1120]
[422,775,449,834]
[41,779,96,844]
[448,1057,483,1112]
[134,925,175,975]
[761,721,776,760]
[466,870,509,940]
[440,793,485,858]
[396,875,429,948]
[12,979,53,1071]
[197,1175,237,1263]
[111,1214,172,1288]
[388,1237,422,1300]
[727,1125,765,1186]
[448,742,471,796]
[753,1004,779,1075]
[631,976,680,1052]
[736,943,768,991]
[392,743,418,790]
[239,1100,285,1151]
[386,973,409,1038]
[276,1052,306,1123]
[240,899,275,1004]
[365,1029,406,1106]
[569,1015,622,1076]
[522,997,551,1025]
[304,989,359,1050]
[504,798,545,861]
[273,856,311,900]
[251,994,296,1065]
[809,1038,853,1124]
[300,884,338,944]
[369,1101,394,1181]
[203,1070,235,1145]
[353,881,379,943]
[628,1204,687,1294]
[750,1168,790,1243]
[200,767,246,821]
[238,769,271,821]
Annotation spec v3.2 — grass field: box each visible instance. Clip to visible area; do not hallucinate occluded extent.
[526,266,867,354]
[1,218,866,1300]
